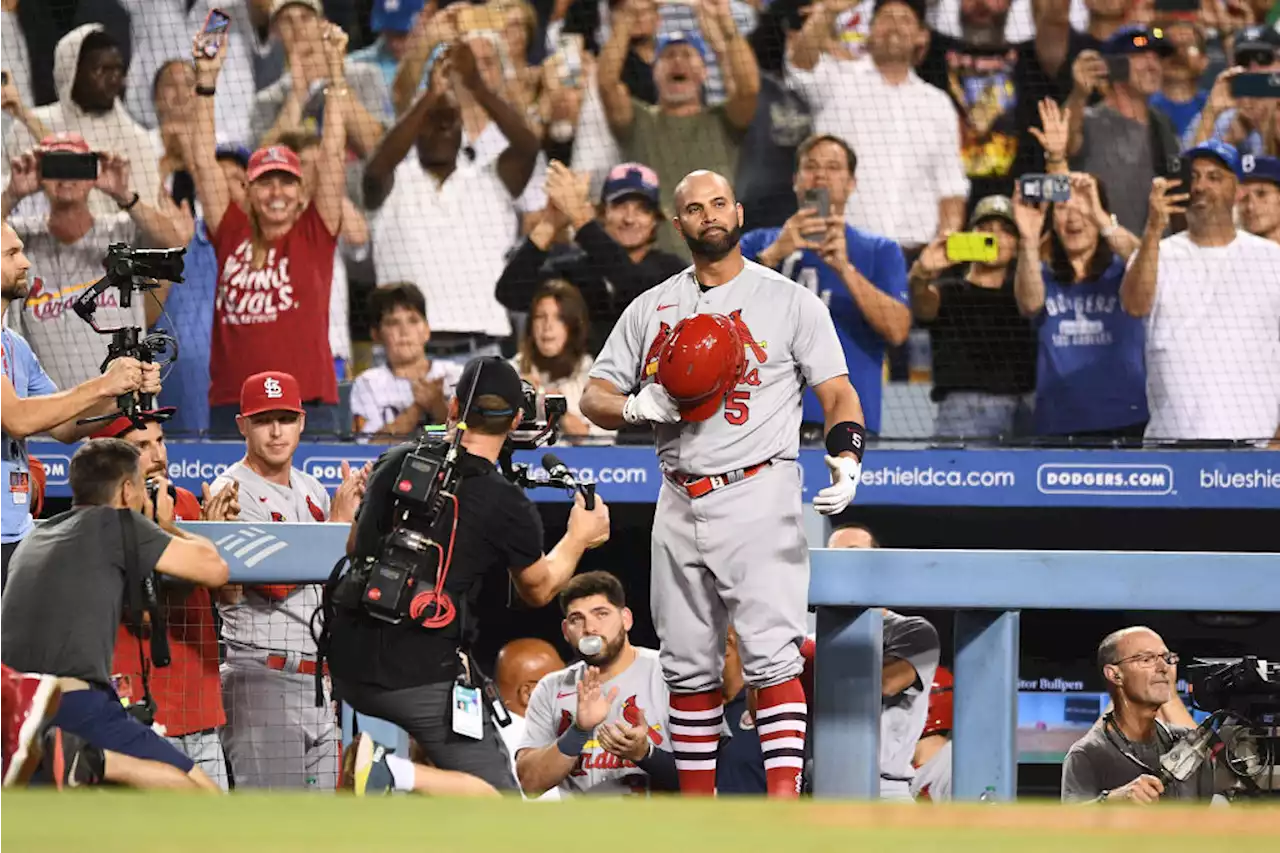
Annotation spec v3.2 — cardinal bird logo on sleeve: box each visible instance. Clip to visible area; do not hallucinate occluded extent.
[621,695,664,745]
[270,511,285,522]
[555,710,574,738]
[305,495,326,522]
[641,322,672,382]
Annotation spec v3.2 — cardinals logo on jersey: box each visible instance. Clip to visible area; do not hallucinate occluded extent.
[641,322,672,381]
[555,710,574,738]
[270,511,285,522]
[727,309,768,365]
[621,695,663,745]
[305,495,326,522]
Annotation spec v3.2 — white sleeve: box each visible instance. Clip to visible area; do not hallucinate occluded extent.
[931,92,971,201]
[350,373,385,433]
[785,52,834,117]
[518,674,560,754]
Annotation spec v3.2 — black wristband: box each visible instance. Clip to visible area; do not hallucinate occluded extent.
[825,421,867,463]
[195,85,216,97]
[117,191,140,212]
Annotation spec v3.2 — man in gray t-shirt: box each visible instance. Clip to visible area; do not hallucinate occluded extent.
[1062,625,1215,804]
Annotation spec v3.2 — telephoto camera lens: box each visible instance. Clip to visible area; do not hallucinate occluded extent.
[578,635,604,656]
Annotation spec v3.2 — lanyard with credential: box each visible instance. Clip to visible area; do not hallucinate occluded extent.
[1103,711,1173,779]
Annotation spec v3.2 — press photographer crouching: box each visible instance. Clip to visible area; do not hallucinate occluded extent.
[1062,627,1215,804]
[322,356,611,794]
[0,438,228,790]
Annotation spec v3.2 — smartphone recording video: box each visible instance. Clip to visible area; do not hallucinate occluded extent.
[1019,174,1071,204]
[1229,73,1280,100]
[39,151,100,182]
[946,232,998,264]
[198,8,231,58]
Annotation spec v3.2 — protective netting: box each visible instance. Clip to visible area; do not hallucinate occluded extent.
[3,0,1278,448]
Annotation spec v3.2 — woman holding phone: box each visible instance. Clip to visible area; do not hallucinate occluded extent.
[1013,173,1147,443]
[189,21,348,436]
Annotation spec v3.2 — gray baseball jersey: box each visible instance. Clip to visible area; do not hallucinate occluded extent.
[212,460,331,656]
[909,739,952,802]
[880,611,941,800]
[518,648,671,797]
[590,260,848,476]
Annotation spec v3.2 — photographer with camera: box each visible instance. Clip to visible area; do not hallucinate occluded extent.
[1062,626,1214,804]
[94,408,240,790]
[1,221,160,585]
[325,356,611,793]
[0,438,228,791]
[3,131,193,390]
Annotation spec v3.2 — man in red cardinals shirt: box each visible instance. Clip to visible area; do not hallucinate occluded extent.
[95,408,240,789]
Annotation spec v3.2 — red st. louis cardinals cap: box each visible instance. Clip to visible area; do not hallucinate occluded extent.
[240,371,305,417]
[246,145,304,183]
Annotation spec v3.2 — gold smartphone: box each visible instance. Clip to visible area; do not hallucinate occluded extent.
[946,232,999,264]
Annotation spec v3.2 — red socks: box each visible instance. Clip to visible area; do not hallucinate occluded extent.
[668,690,722,796]
[755,678,808,798]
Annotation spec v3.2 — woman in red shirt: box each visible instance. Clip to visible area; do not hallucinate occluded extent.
[189,25,348,436]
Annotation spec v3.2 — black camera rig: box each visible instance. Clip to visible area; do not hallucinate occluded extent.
[1181,657,1280,799]
[320,378,593,637]
[73,243,185,427]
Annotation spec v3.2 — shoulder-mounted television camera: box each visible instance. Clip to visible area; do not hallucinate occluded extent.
[320,379,590,633]
[74,243,184,428]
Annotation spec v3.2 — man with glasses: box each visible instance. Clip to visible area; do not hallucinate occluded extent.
[1061,626,1215,804]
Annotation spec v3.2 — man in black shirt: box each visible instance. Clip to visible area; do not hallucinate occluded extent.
[908,194,1036,439]
[326,356,611,794]
[495,161,685,354]
[1,438,228,790]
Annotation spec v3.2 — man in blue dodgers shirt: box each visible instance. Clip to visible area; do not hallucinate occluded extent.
[740,134,911,435]
[0,221,159,586]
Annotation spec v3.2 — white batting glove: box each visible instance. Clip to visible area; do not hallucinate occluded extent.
[623,383,681,425]
[814,454,861,516]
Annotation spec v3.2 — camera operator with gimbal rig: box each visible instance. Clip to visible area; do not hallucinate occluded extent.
[321,356,611,794]
[1,221,160,586]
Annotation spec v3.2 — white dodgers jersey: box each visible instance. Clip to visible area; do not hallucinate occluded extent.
[518,647,670,796]
[212,460,331,656]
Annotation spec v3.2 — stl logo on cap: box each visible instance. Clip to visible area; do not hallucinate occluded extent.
[261,146,290,165]
[264,377,283,399]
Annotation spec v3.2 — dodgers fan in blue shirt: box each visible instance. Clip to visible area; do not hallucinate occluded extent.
[740,134,910,433]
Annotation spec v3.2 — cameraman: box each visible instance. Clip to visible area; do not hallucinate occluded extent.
[1062,626,1215,804]
[1,221,160,586]
[326,356,611,792]
[0,439,228,790]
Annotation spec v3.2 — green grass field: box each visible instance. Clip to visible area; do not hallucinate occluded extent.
[2,793,1276,853]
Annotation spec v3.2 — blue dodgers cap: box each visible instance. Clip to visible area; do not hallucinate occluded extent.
[655,31,708,61]
[1183,139,1243,178]
[1102,24,1174,57]
[1241,154,1280,188]
[602,162,661,208]
[371,0,426,34]
[1235,24,1280,60]
[215,144,251,169]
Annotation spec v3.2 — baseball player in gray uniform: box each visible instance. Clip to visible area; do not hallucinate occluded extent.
[581,170,868,797]
[877,610,941,801]
[212,371,367,789]
[515,572,676,797]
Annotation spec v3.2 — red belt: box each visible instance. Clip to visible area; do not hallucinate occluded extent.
[265,655,327,677]
[668,461,771,499]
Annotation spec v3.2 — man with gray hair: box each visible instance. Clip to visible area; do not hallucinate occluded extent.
[1061,626,1214,803]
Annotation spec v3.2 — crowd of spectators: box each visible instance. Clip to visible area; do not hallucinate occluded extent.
[3,0,1278,445]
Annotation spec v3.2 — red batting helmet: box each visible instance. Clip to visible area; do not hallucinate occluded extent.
[921,666,953,738]
[655,313,746,422]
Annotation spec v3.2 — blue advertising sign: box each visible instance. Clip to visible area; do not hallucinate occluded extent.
[27,441,1280,509]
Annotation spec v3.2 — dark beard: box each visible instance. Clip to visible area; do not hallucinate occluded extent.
[580,629,627,669]
[683,223,742,262]
[1,277,29,302]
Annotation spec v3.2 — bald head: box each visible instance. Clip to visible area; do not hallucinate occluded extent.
[672,170,743,263]
[496,638,565,717]
[1097,626,1163,670]
[827,524,878,549]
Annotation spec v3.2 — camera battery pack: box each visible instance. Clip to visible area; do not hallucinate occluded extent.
[361,564,416,622]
